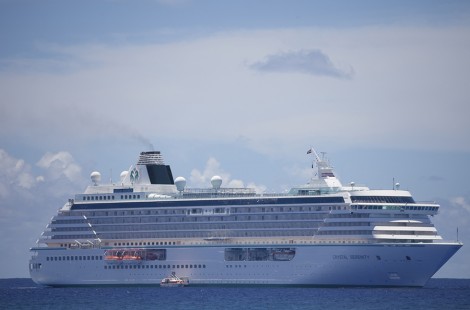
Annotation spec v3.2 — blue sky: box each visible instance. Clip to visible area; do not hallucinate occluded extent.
[1,0,470,278]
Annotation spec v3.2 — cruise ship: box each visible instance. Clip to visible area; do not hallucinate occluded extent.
[29,149,462,287]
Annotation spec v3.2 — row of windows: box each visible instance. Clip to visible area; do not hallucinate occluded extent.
[72,197,345,211]
[113,241,176,247]
[59,241,177,248]
[81,194,142,201]
[54,212,345,227]
[83,196,115,201]
[51,234,96,240]
[52,229,320,240]
[373,222,432,227]
[317,230,437,236]
[371,213,425,220]
[322,222,370,227]
[324,221,432,228]
[53,220,433,236]
[231,206,347,213]
[53,221,323,233]
[317,230,372,235]
[53,227,91,232]
[50,212,404,229]
[51,226,434,240]
[61,205,346,219]
[350,196,415,203]
[46,255,103,261]
[104,264,206,270]
[377,239,433,243]
[373,230,437,236]
[352,205,438,211]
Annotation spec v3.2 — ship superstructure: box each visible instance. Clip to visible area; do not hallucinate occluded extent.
[29,150,462,286]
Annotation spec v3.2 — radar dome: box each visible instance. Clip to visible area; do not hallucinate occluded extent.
[174,176,186,192]
[120,171,128,183]
[211,175,222,190]
[90,171,101,186]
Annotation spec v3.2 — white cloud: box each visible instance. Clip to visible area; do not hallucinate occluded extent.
[36,151,82,183]
[246,182,267,195]
[189,157,265,193]
[0,149,86,278]
[250,49,354,79]
[450,196,470,213]
[0,149,36,197]
[190,157,234,187]
[0,149,84,200]
[432,196,470,278]
[285,163,315,183]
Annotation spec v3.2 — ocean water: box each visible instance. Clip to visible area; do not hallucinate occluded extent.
[1,278,469,310]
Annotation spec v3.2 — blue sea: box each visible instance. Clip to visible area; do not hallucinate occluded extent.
[1,278,469,310]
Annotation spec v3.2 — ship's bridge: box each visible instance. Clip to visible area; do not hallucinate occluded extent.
[290,149,343,195]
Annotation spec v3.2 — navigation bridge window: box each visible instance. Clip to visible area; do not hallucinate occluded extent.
[225,248,296,261]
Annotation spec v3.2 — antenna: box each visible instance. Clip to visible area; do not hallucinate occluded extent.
[307,147,319,180]
[307,147,321,162]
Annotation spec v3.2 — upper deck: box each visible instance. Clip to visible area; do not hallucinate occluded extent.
[68,149,437,215]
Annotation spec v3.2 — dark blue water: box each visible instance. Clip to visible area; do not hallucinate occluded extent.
[1,278,469,310]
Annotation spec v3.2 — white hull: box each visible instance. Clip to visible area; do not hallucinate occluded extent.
[30,242,461,287]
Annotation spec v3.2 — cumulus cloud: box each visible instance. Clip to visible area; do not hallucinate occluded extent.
[190,157,266,193]
[0,149,84,198]
[36,151,82,183]
[284,164,315,184]
[432,196,470,278]
[250,49,354,79]
[0,149,86,277]
[190,157,233,187]
[0,149,36,198]
[450,196,470,213]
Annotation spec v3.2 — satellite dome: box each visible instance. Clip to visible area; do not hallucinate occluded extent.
[90,171,101,186]
[120,171,128,183]
[174,176,186,192]
[211,175,222,190]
